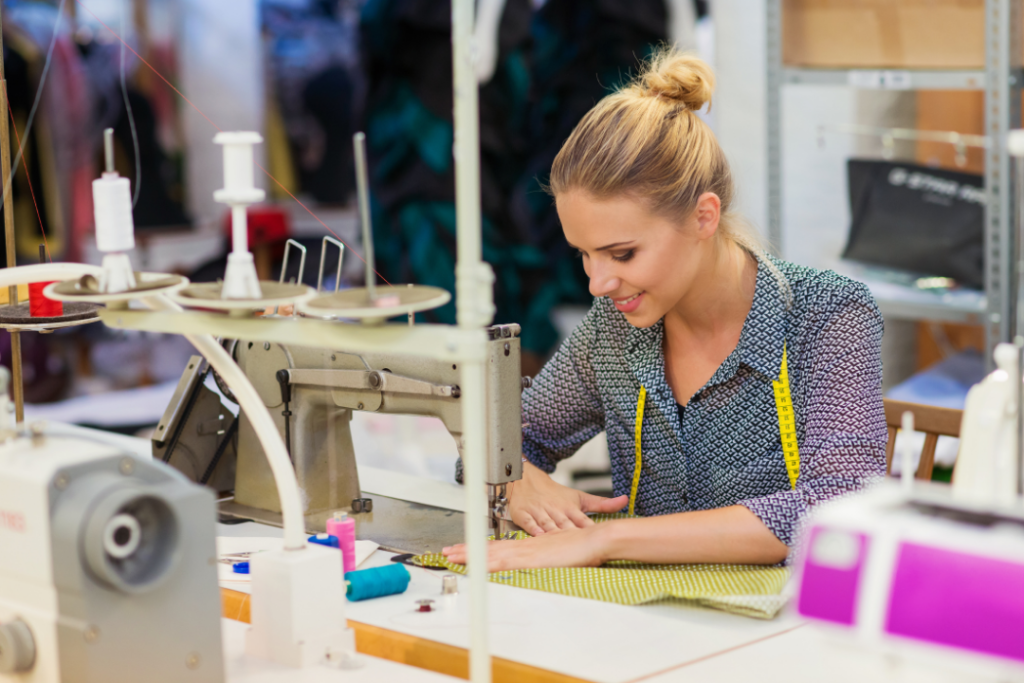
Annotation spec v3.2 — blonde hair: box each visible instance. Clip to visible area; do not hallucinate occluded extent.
[549,49,776,275]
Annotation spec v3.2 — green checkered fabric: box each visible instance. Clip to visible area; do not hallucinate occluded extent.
[413,515,791,619]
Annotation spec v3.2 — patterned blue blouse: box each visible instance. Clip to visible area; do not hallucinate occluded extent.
[521,256,887,547]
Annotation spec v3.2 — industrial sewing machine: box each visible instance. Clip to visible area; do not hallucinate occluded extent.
[153,322,526,546]
[151,128,526,550]
[0,371,226,682]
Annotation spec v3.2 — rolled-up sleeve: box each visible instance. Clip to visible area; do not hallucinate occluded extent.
[740,283,887,546]
[521,307,606,472]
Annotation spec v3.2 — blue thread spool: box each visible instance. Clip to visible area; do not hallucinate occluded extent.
[308,533,339,548]
[346,564,411,601]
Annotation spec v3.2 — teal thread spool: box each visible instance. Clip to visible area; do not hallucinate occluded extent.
[346,564,411,601]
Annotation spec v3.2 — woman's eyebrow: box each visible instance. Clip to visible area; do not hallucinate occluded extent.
[566,240,636,252]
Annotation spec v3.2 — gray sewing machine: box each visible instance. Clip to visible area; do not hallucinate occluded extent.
[153,133,525,552]
[153,322,525,551]
[0,388,225,682]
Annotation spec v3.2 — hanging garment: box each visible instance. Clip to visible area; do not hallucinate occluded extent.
[264,0,363,202]
[3,3,93,263]
[79,37,190,230]
[361,0,544,344]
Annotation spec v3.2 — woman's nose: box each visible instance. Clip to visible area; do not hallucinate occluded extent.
[588,262,621,298]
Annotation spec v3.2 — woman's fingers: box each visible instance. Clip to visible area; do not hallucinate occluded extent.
[443,541,510,571]
[517,513,547,537]
[553,512,577,531]
[442,543,466,563]
[444,527,606,571]
[532,511,562,534]
[566,507,594,528]
[581,493,630,514]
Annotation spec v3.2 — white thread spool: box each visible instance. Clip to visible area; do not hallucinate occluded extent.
[93,173,135,253]
[214,131,265,299]
[93,128,138,294]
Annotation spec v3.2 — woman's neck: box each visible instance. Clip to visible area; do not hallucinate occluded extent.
[663,240,757,343]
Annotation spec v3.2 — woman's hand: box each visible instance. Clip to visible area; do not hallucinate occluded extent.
[442,524,611,571]
[509,461,629,535]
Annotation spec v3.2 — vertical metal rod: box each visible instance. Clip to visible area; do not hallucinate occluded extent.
[103,127,115,173]
[985,0,1018,369]
[1015,152,1024,495]
[0,5,22,424]
[765,0,784,256]
[1018,337,1024,496]
[453,0,492,681]
[352,132,376,303]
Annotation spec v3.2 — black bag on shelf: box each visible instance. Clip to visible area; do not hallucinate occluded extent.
[842,159,984,289]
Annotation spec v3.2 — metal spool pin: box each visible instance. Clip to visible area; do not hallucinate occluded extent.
[104,127,115,173]
[353,132,377,306]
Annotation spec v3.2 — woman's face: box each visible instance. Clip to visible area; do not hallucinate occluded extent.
[556,190,718,328]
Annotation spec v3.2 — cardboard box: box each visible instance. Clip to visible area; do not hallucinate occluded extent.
[783,0,989,69]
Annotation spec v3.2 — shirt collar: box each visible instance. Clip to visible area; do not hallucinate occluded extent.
[624,255,788,398]
[734,256,788,382]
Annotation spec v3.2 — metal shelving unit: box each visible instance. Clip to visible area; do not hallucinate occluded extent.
[766,0,1022,360]
[783,68,986,90]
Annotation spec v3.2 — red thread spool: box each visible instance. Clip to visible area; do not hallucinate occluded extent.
[28,282,62,317]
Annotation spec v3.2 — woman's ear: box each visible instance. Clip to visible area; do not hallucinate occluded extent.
[694,192,721,240]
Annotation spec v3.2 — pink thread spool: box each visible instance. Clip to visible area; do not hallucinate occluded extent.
[326,511,356,574]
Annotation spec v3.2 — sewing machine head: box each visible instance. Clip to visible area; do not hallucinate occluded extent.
[154,322,525,537]
[0,427,224,682]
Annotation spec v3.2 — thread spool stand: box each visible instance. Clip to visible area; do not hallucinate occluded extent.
[0,246,101,333]
[173,131,312,316]
[297,132,450,324]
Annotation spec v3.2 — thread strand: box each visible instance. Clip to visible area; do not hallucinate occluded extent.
[3,83,50,262]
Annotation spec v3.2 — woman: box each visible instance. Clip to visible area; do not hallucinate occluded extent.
[444,50,886,570]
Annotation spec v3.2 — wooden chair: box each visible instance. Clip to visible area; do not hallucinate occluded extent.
[883,399,963,481]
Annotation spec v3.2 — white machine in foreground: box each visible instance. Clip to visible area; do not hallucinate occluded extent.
[796,127,1024,681]
[796,479,1024,679]
[0,385,225,680]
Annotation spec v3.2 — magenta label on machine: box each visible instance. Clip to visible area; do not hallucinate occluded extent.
[886,542,1024,662]
[797,526,868,626]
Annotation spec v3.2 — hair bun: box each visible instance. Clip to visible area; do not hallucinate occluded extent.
[640,51,715,111]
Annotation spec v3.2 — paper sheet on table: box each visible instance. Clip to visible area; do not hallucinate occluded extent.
[217,536,379,593]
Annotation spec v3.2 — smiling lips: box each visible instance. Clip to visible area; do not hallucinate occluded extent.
[612,291,645,313]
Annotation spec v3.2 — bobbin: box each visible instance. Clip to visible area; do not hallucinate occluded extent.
[214,131,265,300]
[93,128,137,294]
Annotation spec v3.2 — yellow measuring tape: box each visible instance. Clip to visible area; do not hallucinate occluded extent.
[628,386,647,516]
[773,344,801,489]
[629,344,801,514]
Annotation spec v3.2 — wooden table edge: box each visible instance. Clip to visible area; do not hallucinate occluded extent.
[222,587,592,683]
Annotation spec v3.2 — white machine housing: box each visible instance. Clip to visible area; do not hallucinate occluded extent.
[795,481,1024,680]
[953,342,1020,504]
[0,432,225,682]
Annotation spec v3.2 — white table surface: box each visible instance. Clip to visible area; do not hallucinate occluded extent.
[220,521,803,683]
[644,621,1024,683]
[221,618,457,682]
[222,521,1024,683]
